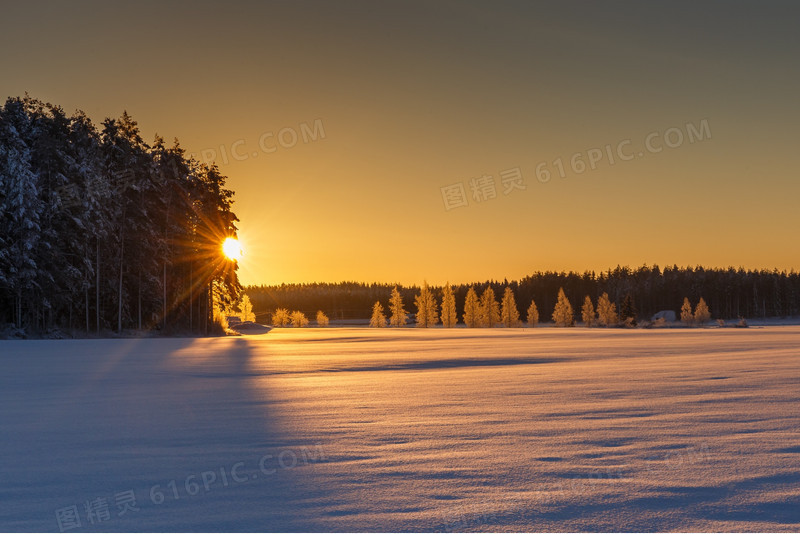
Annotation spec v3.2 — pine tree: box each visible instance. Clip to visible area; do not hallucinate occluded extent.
[680,297,694,325]
[463,287,481,328]
[694,297,711,324]
[581,296,596,327]
[620,293,637,326]
[428,286,439,326]
[290,310,309,327]
[597,292,618,327]
[69,109,106,333]
[388,286,407,327]
[526,299,539,328]
[500,287,521,327]
[370,301,387,327]
[0,98,41,329]
[316,310,329,327]
[414,281,438,328]
[479,287,500,327]
[27,100,87,332]
[440,283,458,327]
[552,287,574,327]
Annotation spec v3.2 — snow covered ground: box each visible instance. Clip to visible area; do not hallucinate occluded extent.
[2,327,800,532]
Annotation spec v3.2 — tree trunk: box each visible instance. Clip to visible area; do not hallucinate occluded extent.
[15,290,21,329]
[210,280,215,330]
[138,269,142,330]
[163,261,167,330]
[96,240,100,334]
[189,260,193,333]
[118,237,124,333]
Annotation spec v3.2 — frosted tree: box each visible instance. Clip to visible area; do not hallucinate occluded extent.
[0,99,41,328]
[479,287,501,327]
[272,308,290,327]
[316,310,329,327]
[551,287,574,327]
[370,301,387,327]
[239,294,256,322]
[463,287,481,328]
[388,286,407,327]
[581,296,596,327]
[500,287,521,328]
[414,281,438,328]
[680,297,693,325]
[440,283,458,328]
[427,285,440,326]
[596,292,618,327]
[100,112,150,333]
[290,310,309,327]
[526,299,539,328]
[69,109,107,334]
[25,100,89,331]
[694,297,711,325]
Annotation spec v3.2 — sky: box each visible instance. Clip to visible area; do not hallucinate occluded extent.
[2,1,799,286]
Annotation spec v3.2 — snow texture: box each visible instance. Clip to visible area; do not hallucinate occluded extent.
[2,327,800,531]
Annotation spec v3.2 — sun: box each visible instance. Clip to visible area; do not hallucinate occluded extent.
[222,237,243,261]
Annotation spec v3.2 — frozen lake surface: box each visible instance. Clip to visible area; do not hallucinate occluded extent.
[2,327,800,531]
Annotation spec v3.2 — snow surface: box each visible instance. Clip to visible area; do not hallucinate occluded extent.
[2,327,800,532]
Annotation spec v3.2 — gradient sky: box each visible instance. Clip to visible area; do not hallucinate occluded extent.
[2,1,799,285]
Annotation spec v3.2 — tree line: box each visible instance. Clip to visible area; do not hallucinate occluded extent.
[267,283,718,329]
[246,265,800,323]
[0,96,241,335]
[366,285,718,328]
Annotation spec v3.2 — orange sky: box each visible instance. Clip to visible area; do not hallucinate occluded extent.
[2,1,799,285]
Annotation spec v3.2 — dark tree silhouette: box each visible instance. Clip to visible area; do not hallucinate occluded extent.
[0,96,241,335]
[620,293,637,326]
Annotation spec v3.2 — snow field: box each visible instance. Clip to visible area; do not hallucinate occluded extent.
[1,327,799,531]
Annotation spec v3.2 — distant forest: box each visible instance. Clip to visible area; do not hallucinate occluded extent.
[246,266,800,322]
[0,96,241,335]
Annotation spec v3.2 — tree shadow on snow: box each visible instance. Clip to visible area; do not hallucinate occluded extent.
[0,337,327,532]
